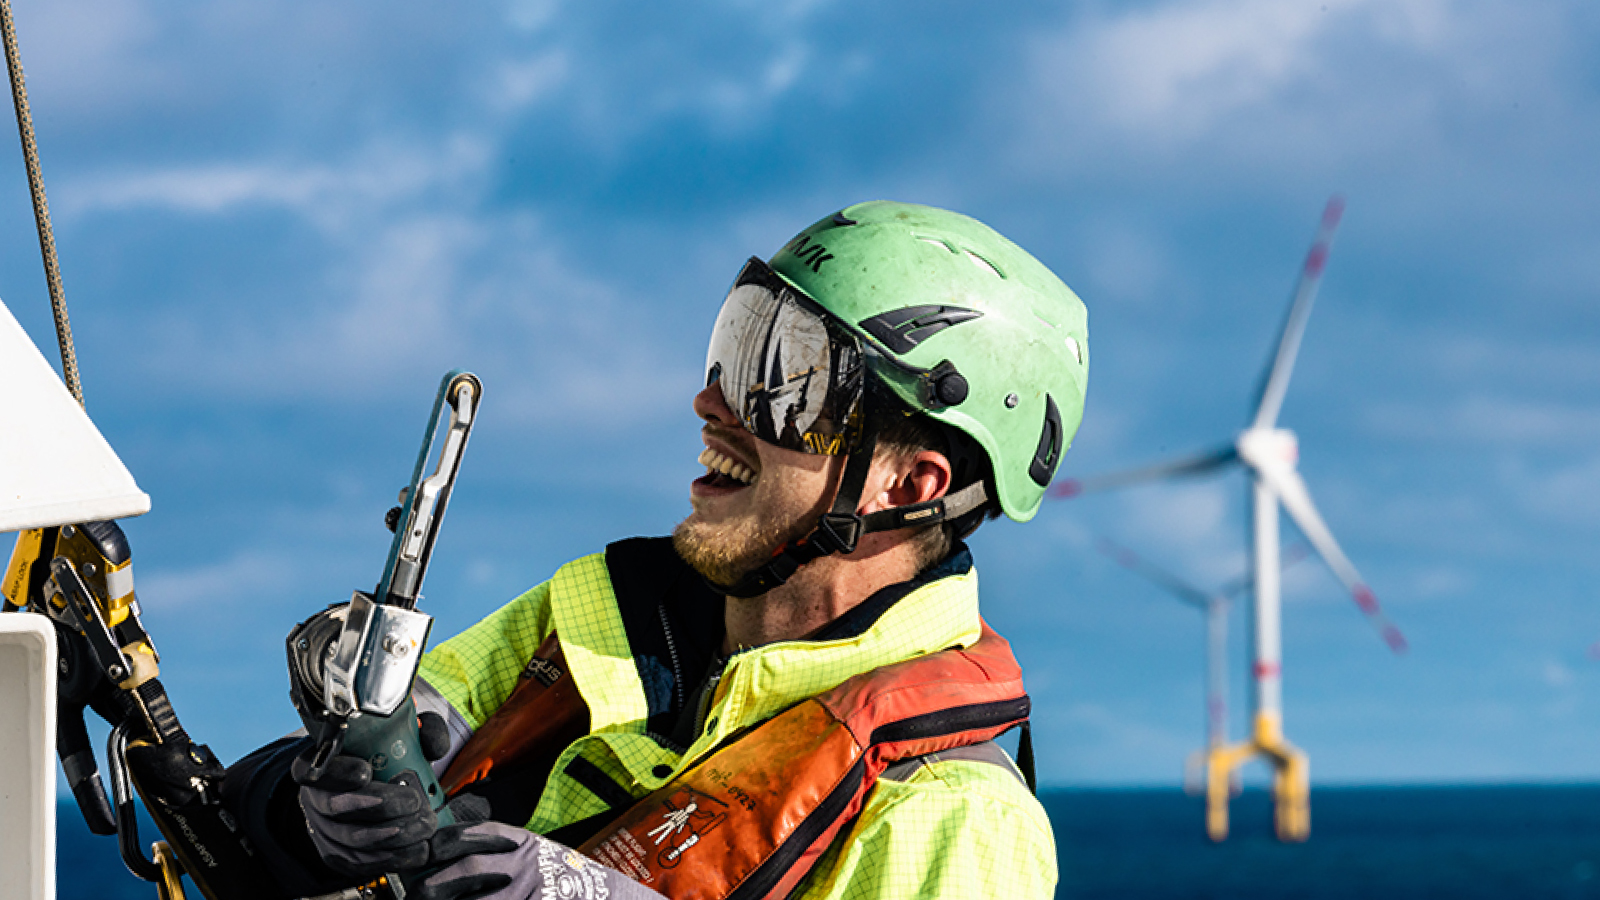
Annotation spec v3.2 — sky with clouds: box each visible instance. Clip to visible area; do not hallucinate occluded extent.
[3,0,1598,787]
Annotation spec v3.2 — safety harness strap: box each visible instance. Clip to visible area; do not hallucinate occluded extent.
[857,480,989,534]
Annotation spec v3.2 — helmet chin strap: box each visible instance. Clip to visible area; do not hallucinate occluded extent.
[711,427,990,600]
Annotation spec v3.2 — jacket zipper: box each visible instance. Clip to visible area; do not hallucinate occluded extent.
[657,602,686,711]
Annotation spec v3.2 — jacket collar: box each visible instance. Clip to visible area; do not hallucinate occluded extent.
[687,551,983,762]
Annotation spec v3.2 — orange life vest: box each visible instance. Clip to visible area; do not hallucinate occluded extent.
[577,623,1028,899]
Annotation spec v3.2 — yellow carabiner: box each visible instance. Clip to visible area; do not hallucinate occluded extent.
[151,841,187,900]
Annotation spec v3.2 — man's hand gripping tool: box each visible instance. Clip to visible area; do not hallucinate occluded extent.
[287,370,481,836]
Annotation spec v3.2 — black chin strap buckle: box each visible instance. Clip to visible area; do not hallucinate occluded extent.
[810,512,863,555]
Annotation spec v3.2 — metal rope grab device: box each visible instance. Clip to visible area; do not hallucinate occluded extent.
[0,4,484,897]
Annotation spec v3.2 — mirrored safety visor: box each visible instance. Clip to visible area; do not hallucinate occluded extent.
[705,257,865,455]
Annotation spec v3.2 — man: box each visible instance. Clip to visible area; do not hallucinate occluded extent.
[237,200,1088,900]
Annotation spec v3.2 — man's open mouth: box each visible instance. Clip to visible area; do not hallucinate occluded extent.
[697,447,756,488]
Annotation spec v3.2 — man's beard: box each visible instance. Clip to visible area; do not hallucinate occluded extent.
[672,465,830,588]
[674,428,839,589]
[672,507,809,588]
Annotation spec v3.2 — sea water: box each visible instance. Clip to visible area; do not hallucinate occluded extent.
[1047,785,1600,899]
[56,785,1600,899]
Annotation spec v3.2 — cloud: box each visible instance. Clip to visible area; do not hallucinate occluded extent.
[1400,563,1472,600]
[14,0,165,112]
[1542,658,1575,689]
[1059,1,1379,139]
[1111,478,1247,585]
[1366,395,1600,447]
[1399,332,1600,393]
[1511,455,1600,526]
[506,0,563,33]
[137,551,289,610]
[487,51,571,112]
[1074,220,1180,308]
[57,137,492,233]
[54,123,700,425]
[1026,0,1439,152]
[625,37,815,130]
[114,207,696,430]
[1013,0,1589,184]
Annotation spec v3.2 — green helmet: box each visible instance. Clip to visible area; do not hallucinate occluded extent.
[767,201,1089,522]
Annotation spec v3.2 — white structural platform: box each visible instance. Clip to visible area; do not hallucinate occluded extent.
[0,613,57,900]
[2,294,152,900]
[0,294,149,531]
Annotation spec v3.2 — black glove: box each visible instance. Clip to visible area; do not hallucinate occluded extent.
[417,822,667,900]
[292,711,455,878]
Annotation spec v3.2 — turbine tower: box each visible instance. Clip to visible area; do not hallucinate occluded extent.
[1055,197,1406,842]
[1095,536,1236,780]
[1096,537,1311,796]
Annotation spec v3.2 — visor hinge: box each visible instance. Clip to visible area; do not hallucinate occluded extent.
[810,512,863,555]
[924,360,969,409]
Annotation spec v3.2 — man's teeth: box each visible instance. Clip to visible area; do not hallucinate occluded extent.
[697,448,756,485]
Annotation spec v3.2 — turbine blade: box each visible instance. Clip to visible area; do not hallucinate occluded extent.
[1259,466,1408,654]
[1094,536,1214,610]
[1215,540,1312,599]
[1050,445,1239,499]
[1251,196,1345,430]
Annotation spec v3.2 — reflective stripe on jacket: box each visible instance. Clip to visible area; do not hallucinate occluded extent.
[418,538,1057,899]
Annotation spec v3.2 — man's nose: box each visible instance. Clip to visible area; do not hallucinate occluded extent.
[693,381,739,426]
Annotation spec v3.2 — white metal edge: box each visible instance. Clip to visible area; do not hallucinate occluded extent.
[0,492,153,534]
[0,612,57,900]
[0,293,149,533]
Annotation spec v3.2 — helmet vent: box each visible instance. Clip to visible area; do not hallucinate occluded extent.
[1028,394,1064,488]
[918,237,952,252]
[964,250,1003,279]
[1065,335,1082,365]
[859,305,984,354]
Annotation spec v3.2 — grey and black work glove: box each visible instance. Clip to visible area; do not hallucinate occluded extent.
[417,822,666,900]
[292,711,460,878]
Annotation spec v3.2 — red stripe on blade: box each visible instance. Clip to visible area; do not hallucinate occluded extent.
[1322,195,1346,228]
[1050,479,1082,498]
[1304,244,1329,277]
[1353,585,1380,615]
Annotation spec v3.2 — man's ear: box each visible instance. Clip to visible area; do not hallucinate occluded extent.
[865,450,952,514]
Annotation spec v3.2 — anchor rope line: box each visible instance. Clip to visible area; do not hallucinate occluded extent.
[1,0,82,406]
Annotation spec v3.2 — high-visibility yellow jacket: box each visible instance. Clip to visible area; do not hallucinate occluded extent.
[418,538,1057,899]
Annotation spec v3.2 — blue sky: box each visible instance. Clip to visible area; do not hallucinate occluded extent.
[3,0,1598,787]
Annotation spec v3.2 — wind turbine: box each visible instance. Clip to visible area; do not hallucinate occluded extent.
[1055,197,1406,842]
[1095,537,1310,796]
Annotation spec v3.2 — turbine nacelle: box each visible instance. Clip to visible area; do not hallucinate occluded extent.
[1236,428,1299,477]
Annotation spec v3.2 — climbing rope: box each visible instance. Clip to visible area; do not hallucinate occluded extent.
[1,0,82,406]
